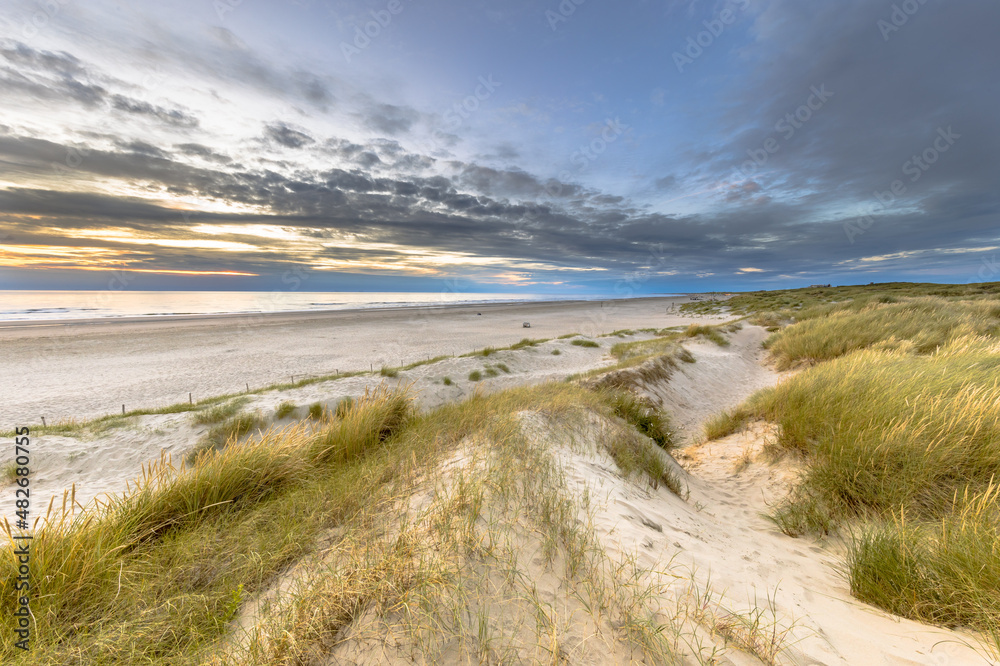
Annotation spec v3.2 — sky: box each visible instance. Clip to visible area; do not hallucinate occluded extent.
[0,0,997,294]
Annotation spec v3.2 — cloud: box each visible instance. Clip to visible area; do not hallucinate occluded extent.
[110,95,199,128]
[1,1,997,290]
[360,103,419,135]
[264,122,316,149]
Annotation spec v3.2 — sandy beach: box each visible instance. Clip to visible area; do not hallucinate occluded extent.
[0,295,722,425]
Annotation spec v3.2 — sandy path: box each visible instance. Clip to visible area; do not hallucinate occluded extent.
[573,325,993,664]
[641,325,781,442]
[0,296,725,425]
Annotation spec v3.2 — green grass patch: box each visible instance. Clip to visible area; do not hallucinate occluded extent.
[683,324,729,346]
[379,366,399,378]
[307,403,324,420]
[703,407,752,441]
[399,355,451,371]
[610,331,682,361]
[509,337,548,349]
[188,412,265,464]
[2,462,18,485]
[457,338,550,359]
[274,401,297,419]
[191,398,251,425]
[570,339,600,348]
[334,397,354,418]
[602,390,674,450]
[847,485,1000,638]
[551,349,561,355]
[442,377,452,386]
[468,370,483,382]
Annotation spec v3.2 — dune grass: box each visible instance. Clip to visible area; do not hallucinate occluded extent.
[468,370,483,382]
[334,396,353,418]
[457,338,550,359]
[307,402,324,420]
[0,386,417,663]
[398,354,451,371]
[602,389,675,450]
[683,324,730,346]
[575,334,696,392]
[764,297,1000,369]
[2,462,17,485]
[749,338,1000,532]
[847,484,1000,636]
[274,401,297,419]
[211,384,706,664]
[188,411,265,464]
[610,331,682,361]
[602,426,681,495]
[571,338,600,348]
[0,381,701,664]
[609,323,728,364]
[191,398,251,425]
[703,408,750,441]
[509,336,548,349]
[702,289,1000,650]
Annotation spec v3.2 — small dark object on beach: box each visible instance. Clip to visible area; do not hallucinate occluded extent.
[523,322,531,328]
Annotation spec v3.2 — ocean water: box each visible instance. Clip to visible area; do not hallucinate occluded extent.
[0,291,614,322]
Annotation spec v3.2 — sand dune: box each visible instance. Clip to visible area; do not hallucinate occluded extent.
[3,304,993,663]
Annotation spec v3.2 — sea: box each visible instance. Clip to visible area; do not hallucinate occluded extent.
[0,291,631,323]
